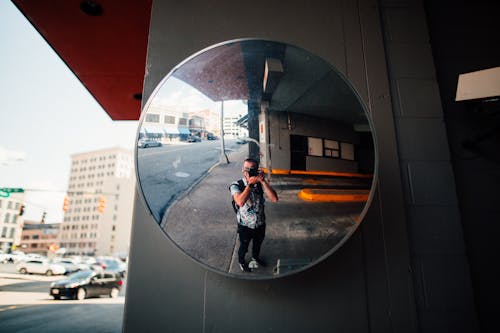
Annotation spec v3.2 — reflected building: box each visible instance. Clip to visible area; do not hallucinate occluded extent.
[59,147,135,256]
[193,109,221,137]
[223,113,248,139]
[188,114,205,137]
[141,104,191,142]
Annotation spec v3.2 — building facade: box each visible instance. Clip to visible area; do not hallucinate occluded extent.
[20,220,60,255]
[59,147,135,257]
[0,190,25,253]
[223,113,248,139]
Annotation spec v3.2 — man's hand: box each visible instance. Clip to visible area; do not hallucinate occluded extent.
[247,173,264,185]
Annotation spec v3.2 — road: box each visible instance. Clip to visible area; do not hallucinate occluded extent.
[137,139,244,222]
[0,263,125,333]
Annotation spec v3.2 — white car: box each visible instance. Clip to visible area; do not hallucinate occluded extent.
[0,251,26,263]
[17,260,66,276]
[52,257,90,274]
[137,138,162,148]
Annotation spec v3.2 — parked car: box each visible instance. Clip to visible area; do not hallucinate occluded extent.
[0,251,9,263]
[52,257,89,275]
[236,138,248,144]
[0,250,26,263]
[25,253,47,260]
[138,138,162,148]
[94,257,127,277]
[49,270,123,300]
[187,135,201,142]
[17,260,66,276]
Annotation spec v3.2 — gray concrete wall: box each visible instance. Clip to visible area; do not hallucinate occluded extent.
[378,0,479,331]
[268,111,360,172]
[124,0,418,332]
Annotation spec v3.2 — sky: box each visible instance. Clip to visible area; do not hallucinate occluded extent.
[0,1,138,223]
[0,1,247,224]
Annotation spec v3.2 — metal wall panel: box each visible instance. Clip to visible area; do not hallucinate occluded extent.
[394,79,443,118]
[379,0,478,331]
[396,118,450,160]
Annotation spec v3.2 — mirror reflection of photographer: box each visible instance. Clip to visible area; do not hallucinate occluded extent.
[230,158,279,272]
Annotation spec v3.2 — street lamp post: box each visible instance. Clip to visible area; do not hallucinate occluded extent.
[220,100,229,164]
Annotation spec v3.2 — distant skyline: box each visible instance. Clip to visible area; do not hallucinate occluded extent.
[0,2,138,223]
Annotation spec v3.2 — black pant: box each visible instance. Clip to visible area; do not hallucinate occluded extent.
[237,224,266,264]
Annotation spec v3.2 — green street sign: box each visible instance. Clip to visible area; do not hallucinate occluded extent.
[0,188,24,197]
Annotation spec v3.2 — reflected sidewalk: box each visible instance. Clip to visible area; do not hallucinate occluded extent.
[160,146,365,277]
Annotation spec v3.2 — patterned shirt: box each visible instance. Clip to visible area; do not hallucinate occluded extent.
[230,178,266,229]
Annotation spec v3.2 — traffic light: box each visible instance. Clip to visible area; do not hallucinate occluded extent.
[63,196,69,212]
[98,196,106,214]
[41,211,46,223]
[18,204,25,216]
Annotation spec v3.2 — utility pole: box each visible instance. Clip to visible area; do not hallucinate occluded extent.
[220,100,229,164]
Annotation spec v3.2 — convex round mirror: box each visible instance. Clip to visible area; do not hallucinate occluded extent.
[136,39,377,279]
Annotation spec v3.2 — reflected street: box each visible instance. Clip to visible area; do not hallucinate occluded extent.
[137,139,242,222]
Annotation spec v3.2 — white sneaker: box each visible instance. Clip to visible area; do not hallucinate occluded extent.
[248,259,258,269]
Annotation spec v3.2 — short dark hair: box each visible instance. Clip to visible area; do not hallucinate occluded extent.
[244,158,259,167]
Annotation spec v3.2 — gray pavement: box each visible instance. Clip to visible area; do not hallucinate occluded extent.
[0,268,125,333]
[160,146,368,278]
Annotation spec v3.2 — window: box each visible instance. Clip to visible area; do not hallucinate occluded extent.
[164,115,175,124]
[146,113,160,123]
[340,142,355,160]
[4,213,10,223]
[178,118,187,125]
[307,137,323,156]
[324,139,340,157]
[32,235,39,240]
[9,228,15,238]
[1,227,6,237]
[306,136,355,160]
[7,201,12,209]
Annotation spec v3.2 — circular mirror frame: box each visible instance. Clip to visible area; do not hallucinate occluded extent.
[134,38,379,280]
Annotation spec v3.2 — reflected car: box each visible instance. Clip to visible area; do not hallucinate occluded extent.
[138,138,162,148]
[187,135,201,142]
[49,270,123,300]
[17,260,66,276]
[236,138,248,144]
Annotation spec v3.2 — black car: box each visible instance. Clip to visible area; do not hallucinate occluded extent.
[50,270,123,300]
[187,135,201,142]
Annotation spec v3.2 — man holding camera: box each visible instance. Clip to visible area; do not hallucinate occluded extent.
[230,158,278,272]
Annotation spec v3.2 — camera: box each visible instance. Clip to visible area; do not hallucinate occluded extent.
[247,167,260,177]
